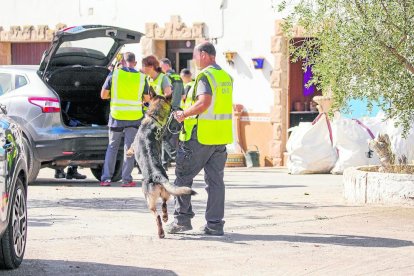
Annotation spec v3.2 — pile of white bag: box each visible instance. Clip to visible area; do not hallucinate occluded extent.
[287,112,414,174]
[330,113,382,174]
[286,113,337,174]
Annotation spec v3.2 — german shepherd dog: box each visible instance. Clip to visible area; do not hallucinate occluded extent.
[131,95,196,238]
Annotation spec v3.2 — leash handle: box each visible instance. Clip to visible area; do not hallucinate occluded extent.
[166,112,183,135]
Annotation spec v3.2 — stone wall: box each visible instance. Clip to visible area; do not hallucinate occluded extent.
[0,23,66,42]
[269,20,305,166]
[269,20,289,166]
[0,24,66,65]
[142,15,205,58]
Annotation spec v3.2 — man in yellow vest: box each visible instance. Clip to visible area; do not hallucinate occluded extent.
[167,42,233,236]
[100,52,148,187]
[180,68,195,106]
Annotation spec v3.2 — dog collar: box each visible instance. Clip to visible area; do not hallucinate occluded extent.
[147,114,166,140]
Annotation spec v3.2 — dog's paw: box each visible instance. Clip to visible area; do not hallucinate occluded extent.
[158,229,165,239]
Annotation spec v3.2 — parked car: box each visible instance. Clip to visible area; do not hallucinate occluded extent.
[0,106,28,269]
[0,25,143,183]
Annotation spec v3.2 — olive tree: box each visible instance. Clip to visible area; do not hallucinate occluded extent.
[280,0,414,134]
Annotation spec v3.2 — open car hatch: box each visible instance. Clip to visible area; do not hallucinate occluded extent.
[39,25,143,76]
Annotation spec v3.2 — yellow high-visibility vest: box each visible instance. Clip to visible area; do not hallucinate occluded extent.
[180,80,195,109]
[179,66,233,145]
[147,73,166,96]
[185,80,195,90]
[110,69,145,120]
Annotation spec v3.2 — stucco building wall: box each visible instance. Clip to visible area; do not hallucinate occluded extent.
[0,0,302,166]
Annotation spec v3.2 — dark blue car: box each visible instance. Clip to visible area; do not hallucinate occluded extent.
[0,107,28,269]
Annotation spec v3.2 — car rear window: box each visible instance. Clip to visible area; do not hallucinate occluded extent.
[57,37,114,57]
[15,75,28,89]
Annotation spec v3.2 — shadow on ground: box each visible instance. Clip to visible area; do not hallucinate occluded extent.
[176,232,414,248]
[28,195,354,228]
[5,259,177,276]
[225,183,306,189]
[31,177,307,190]
[28,196,349,214]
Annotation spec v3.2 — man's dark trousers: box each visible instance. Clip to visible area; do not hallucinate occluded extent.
[173,129,227,230]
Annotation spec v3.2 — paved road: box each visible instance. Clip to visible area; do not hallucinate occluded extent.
[6,167,414,275]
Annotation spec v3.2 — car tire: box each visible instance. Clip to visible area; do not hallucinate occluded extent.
[0,178,27,269]
[22,137,41,184]
[90,160,122,182]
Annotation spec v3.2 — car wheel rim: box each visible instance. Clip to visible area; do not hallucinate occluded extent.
[12,188,27,258]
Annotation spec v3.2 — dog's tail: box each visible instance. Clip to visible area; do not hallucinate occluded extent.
[163,182,197,196]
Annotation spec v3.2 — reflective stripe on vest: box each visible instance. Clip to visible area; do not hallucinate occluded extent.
[110,69,145,120]
[147,73,166,96]
[179,66,233,145]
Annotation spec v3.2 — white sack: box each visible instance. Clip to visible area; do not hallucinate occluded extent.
[383,119,414,162]
[331,113,380,174]
[287,113,337,174]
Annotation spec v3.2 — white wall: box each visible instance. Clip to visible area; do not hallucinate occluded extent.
[0,0,287,113]
[218,0,277,113]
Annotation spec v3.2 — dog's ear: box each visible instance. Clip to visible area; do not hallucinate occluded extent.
[148,86,156,99]
[151,95,164,102]
[164,93,172,102]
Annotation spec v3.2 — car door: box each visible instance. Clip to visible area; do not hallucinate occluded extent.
[0,71,31,116]
[0,71,14,112]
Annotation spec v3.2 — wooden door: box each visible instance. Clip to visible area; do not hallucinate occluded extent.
[11,42,50,65]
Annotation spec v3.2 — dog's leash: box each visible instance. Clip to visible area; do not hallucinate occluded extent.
[150,112,183,141]
[166,112,183,135]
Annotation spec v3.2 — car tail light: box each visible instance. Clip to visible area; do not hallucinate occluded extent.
[28,97,61,113]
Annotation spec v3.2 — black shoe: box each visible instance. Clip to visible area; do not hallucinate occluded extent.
[200,225,224,236]
[54,169,66,179]
[66,167,87,180]
[166,222,193,234]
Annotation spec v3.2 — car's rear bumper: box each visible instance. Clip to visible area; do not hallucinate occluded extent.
[34,136,122,168]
